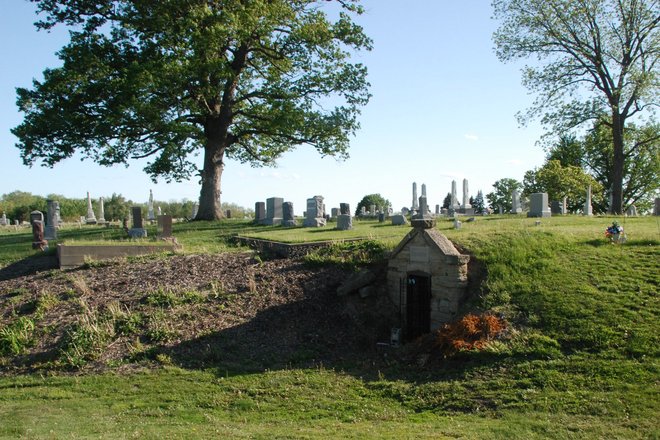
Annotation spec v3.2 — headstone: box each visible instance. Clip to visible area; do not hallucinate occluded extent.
[225,209,232,219]
[370,204,376,215]
[255,202,266,222]
[551,201,563,215]
[391,214,408,226]
[360,206,367,216]
[0,212,7,226]
[583,185,593,216]
[31,220,48,250]
[378,213,385,222]
[191,202,199,219]
[527,193,551,218]
[45,200,59,240]
[330,208,340,219]
[261,197,283,225]
[511,190,522,214]
[157,215,173,238]
[128,206,147,238]
[626,205,637,216]
[85,192,97,224]
[158,206,162,216]
[147,189,155,221]
[401,207,410,216]
[498,205,503,215]
[412,182,419,210]
[451,180,460,210]
[462,179,471,209]
[412,196,436,229]
[435,204,440,215]
[654,198,660,216]
[453,219,462,229]
[30,210,44,226]
[282,202,296,227]
[340,203,351,216]
[421,183,427,198]
[336,213,353,230]
[98,197,106,224]
[303,196,326,227]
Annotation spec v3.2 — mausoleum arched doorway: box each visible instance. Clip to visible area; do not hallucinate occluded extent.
[406,272,431,340]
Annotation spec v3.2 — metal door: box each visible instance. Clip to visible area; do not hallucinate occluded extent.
[406,274,431,340]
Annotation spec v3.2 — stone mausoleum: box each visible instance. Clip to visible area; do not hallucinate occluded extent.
[387,203,470,341]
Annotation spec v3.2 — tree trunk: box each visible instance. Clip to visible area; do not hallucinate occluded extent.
[611,112,625,215]
[196,119,227,220]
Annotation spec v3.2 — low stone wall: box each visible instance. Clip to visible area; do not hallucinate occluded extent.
[235,236,364,258]
[57,243,178,269]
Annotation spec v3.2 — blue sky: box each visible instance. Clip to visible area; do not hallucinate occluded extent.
[0,0,547,212]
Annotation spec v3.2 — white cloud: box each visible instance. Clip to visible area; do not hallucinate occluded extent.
[464,134,479,141]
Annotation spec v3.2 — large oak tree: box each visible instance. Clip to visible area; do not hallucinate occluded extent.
[493,0,659,214]
[13,0,371,219]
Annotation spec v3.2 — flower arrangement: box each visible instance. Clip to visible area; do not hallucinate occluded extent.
[605,221,625,242]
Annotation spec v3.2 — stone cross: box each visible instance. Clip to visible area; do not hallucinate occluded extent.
[86,192,97,224]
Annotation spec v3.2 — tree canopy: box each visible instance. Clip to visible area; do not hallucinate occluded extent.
[486,178,523,212]
[13,0,371,220]
[355,193,390,215]
[493,0,659,214]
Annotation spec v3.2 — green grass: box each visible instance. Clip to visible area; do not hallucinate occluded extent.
[0,214,659,438]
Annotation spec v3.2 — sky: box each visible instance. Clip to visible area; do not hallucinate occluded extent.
[0,0,547,213]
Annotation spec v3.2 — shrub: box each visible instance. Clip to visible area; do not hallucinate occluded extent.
[434,313,507,356]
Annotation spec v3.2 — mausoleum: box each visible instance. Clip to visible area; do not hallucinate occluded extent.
[387,220,470,341]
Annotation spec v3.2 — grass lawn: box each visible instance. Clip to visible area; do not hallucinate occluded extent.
[0,214,658,439]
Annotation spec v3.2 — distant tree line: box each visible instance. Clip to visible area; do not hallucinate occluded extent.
[0,191,252,223]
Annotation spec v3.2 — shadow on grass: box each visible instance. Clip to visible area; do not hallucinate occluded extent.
[0,253,58,281]
[584,238,659,247]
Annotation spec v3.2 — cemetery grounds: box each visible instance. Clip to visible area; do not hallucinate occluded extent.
[0,216,658,439]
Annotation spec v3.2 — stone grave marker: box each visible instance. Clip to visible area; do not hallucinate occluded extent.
[391,214,407,225]
[85,192,97,224]
[30,210,44,226]
[31,219,48,250]
[128,206,147,238]
[412,195,436,229]
[412,182,419,210]
[147,190,155,222]
[330,208,339,219]
[527,193,551,218]
[451,180,460,210]
[45,200,59,240]
[98,197,106,224]
[262,197,283,225]
[191,202,199,219]
[225,210,232,219]
[0,212,7,226]
[157,215,173,238]
[283,202,296,227]
[303,196,326,227]
[254,202,266,223]
[511,190,522,214]
[626,205,637,216]
[654,198,660,216]
[583,186,593,216]
[337,203,352,230]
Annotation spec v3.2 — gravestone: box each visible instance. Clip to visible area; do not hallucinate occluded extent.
[255,202,266,223]
[98,197,106,224]
[340,203,351,215]
[262,197,284,225]
[370,204,376,215]
[303,196,326,227]
[412,182,419,210]
[191,203,199,219]
[391,214,407,226]
[462,179,471,209]
[626,205,637,216]
[451,180,460,210]
[85,192,97,224]
[225,210,232,219]
[551,201,563,215]
[158,206,162,216]
[157,215,173,238]
[453,219,462,229]
[336,203,353,230]
[435,204,440,215]
[360,206,367,216]
[30,210,44,226]
[0,212,7,226]
[282,202,296,227]
[401,207,409,216]
[583,186,593,216]
[31,220,48,250]
[412,196,436,229]
[654,198,660,216]
[147,190,155,222]
[421,183,427,198]
[378,213,385,222]
[331,208,339,219]
[511,190,522,214]
[128,206,147,238]
[527,193,551,218]
[45,200,60,240]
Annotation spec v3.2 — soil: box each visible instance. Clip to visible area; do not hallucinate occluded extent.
[0,252,401,375]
